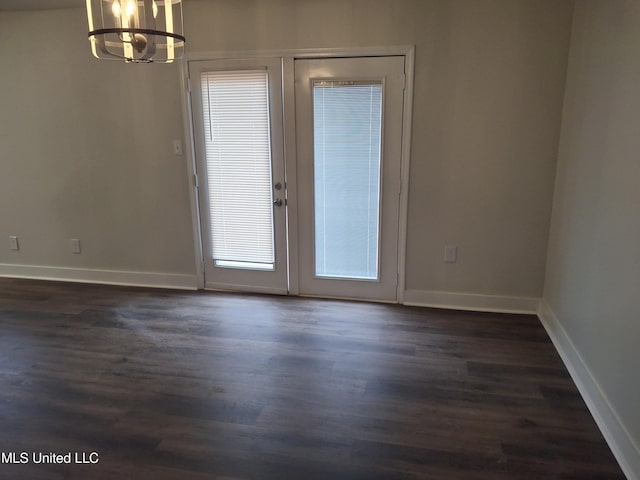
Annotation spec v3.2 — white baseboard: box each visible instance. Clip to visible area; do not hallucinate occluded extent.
[0,263,198,290]
[538,300,639,480]
[403,289,540,314]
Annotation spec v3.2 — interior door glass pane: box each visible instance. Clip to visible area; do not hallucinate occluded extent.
[200,70,275,270]
[313,82,382,280]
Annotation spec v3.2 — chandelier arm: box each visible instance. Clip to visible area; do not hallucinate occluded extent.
[88,28,186,42]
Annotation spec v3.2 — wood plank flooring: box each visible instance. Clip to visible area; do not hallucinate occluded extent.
[0,278,626,479]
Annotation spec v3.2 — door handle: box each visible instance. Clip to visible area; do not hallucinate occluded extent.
[273,198,283,207]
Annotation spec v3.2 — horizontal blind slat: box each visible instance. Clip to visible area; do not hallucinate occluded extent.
[313,83,383,279]
[201,70,275,266]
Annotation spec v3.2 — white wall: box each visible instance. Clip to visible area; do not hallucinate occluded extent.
[542,1,640,477]
[0,9,197,287]
[184,0,574,311]
[0,1,574,302]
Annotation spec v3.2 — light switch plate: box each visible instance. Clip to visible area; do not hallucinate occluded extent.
[71,238,81,254]
[9,236,19,251]
[444,245,457,263]
[173,139,184,156]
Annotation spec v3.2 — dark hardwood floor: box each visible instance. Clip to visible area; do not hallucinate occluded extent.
[0,278,626,479]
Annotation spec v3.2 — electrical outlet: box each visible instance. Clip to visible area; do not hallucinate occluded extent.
[173,139,184,156]
[71,238,81,254]
[9,236,19,251]
[444,245,457,263]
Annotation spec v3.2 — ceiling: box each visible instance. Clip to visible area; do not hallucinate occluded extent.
[0,0,83,10]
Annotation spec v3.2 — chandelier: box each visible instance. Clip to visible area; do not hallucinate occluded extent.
[86,0,185,63]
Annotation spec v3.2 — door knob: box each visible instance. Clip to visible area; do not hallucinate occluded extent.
[273,198,283,207]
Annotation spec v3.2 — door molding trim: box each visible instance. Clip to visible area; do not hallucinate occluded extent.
[180,60,206,289]
[183,45,415,62]
[282,57,300,295]
[180,46,415,297]
[396,47,415,304]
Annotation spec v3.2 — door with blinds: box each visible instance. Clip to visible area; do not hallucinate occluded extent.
[294,57,405,301]
[189,58,288,294]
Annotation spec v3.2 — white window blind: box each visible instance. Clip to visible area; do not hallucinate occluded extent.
[200,70,275,270]
[313,82,383,280]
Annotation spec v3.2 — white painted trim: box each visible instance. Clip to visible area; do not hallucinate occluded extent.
[293,55,406,302]
[179,60,206,289]
[182,46,414,299]
[0,264,198,290]
[403,289,539,314]
[281,57,300,295]
[185,46,415,62]
[395,46,415,304]
[538,301,640,480]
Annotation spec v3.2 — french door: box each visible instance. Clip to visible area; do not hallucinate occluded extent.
[189,58,288,294]
[294,56,405,301]
[189,55,406,301]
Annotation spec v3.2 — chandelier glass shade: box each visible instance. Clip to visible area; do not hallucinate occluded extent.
[86,0,185,63]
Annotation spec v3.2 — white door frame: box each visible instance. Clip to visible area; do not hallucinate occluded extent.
[294,56,405,301]
[188,58,288,295]
[180,46,415,302]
